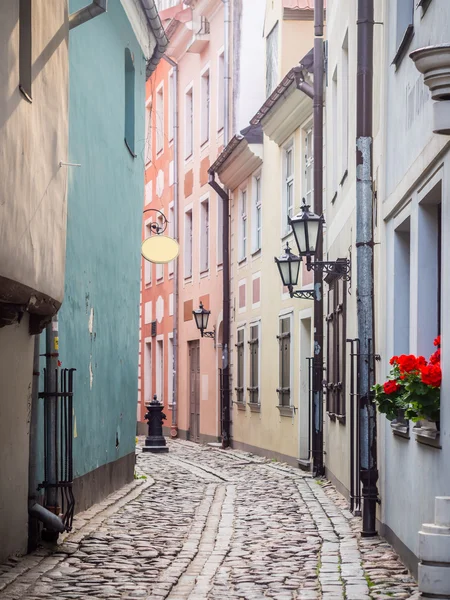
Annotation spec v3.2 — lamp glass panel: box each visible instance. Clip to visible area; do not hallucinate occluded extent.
[306,218,321,254]
[292,218,308,256]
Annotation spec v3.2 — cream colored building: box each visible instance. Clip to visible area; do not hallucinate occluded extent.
[0,1,69,561]
[212,1,315,464]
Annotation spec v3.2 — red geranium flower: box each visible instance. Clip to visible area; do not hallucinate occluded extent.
[397,354,418,373]
[434,335,441,347]
[420,364,442,388]
[429,349,440,365]
[416,356,427,368]
[383,380,401,395]
[390,356,399,365]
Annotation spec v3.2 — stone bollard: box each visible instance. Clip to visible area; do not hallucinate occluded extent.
[142,394,169,453]
[419,497,450,598]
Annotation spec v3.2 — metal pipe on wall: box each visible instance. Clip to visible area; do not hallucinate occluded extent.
[28,335,41,551]
[69,0,107,30]
[311,0,325,476]
[162,54,179,432]
[356,0,378,537]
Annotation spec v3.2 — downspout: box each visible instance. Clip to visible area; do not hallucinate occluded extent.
[163,54,179,432]
[356,0,378,537]
[208,172,231,448]
[28,335,42,550]
[69,0,107,30]
[140,0,169,79]
[222,0,230,144]
[312,0,325,476]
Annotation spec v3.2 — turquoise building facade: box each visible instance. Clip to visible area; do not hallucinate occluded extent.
[56,0,157,510]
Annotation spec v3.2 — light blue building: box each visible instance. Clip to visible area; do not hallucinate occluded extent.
[57,0,166,511]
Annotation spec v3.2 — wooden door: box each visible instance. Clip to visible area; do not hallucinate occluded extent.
[189,341,200,442]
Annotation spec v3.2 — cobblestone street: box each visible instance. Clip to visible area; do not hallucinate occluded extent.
[0,440,419,600]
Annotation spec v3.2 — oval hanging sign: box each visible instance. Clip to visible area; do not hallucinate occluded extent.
[141,235,179,264]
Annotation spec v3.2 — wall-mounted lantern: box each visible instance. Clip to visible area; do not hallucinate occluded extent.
[275,199,351,299]
[193,302,215,339]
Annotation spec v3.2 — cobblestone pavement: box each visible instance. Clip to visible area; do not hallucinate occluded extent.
[0,439,419,600]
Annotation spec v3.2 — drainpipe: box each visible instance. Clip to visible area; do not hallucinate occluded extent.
[356,0,378,537]
[209,172,231,448]
[311,0,325,477]
[140,0,169,79]
[222,0,230,144]
[69,0,107,30]
[42,315,61,541]
[163,54,179,432]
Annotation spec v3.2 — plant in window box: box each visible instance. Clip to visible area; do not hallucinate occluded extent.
[373,337,441,432]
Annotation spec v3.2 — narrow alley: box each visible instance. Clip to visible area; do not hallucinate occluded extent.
[0,441,418,600]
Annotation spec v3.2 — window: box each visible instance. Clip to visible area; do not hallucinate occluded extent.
[331,67,338,195]
[217,53,224,131]
[156,85,164,154]
[304,127,314,207]
[144,341,152,402]
[145,99,153,164]
[168,71,174,142]
[184,209,193,278]
[168,204,175,276]
[252,175,262,253]
[19,0,32,101]
[283,145,294,235]
[326,278,347,417]
[393,218,411,355]
[340,33,349,180]
[144,223,152,285]
[217,193,224,266]
[125,48,136,156]
[277,315,291,407]
[156,339,164,404]
[168,336,174,406]
[266,23,279,97]
[238,190,247,261]
[394,0,414,66]
[185,87,193,158]
[200,199,210,273]
[235,328,245,404]
[201,70,210,144]
[248,323,260,405]
[156,215,164,281]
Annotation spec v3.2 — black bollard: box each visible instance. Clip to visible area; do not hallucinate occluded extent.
[142,394,169,453]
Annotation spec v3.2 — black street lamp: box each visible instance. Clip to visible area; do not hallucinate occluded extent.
[275,243,316,300]
[193,302,215,339]
[288,199,351,280]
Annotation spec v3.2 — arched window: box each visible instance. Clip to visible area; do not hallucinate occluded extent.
[124,48,135,156]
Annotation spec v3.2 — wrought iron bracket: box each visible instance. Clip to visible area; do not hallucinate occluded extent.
[142,208,169,234]
[202,330,215,339]
[306,258,351,281]
[289,287,316,300]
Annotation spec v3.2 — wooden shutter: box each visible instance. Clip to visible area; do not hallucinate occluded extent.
[278,317,291,407]
[235,329,244,403]
[248,324,259,404]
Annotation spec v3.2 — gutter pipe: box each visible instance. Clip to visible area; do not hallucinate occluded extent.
[69,0,107,30]
[311,0,325,476]
[223,0,230,144]
[356,0,378,537]
[163,54,179,432]
[293,66,314,99]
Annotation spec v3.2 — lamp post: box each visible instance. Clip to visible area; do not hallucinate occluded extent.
[193,302,215,340]
[275,243,316,300]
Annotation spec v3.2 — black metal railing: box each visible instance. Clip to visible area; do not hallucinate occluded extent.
[39,368,76,531]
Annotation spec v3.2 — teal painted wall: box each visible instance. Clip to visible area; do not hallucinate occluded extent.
[57,0,146,479]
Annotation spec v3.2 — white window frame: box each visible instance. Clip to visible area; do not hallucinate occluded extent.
[184,207,193,279]
[168,333,174,406]
[145,97,153,165]
[168,202,175,276]
[156,336,164,405]
[217,50,225,133]
[252,173,262,253]
[156,82,164,155]
[144,338,152,403]
[144,219,153,285]
[238,188,248,262]
[266,22,279,97]
[185,84,194,159]
[331,66,338,197]
[217,192,224,267]
[200,196,210,273]
[303,124,314,208]
[340,32,349,181]
[200,65,210,145]
[282,140,294,237]
[168,69,174,143]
